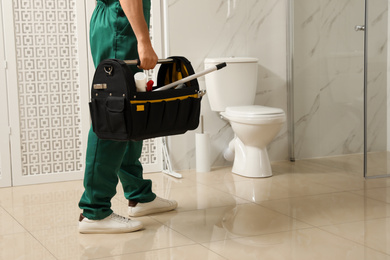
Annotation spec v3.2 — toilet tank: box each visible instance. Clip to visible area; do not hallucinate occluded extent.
[204,57,259,112]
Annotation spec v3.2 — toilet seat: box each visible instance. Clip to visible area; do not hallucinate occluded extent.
[226,105,284,117]
[221,105,286,124]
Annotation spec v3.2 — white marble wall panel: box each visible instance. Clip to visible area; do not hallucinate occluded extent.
[366,0,388,154]
[293,0,366,159]
[365,0,389,177]
[166,0,289,170]
[164,0,388,170]
[293,0,389,161]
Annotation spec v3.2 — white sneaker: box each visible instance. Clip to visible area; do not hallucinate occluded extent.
[79,212,143,234]
[128,196,178,217]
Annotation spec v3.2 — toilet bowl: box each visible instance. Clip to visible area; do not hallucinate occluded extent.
[204,57,285,178]
[221,106,285,178]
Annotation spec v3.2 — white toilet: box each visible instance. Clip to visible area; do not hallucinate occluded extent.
[204,57,286,178]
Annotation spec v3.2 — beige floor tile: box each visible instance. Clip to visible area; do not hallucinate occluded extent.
[9,195,127,232]
[185,167,249,185]
[366,152,390,176]
[115,171,198,197]
[147,170,199,191]
[352,187,390,204]
[3,156,390,259]
[280,172,390,192]
[151,206,241,243]
[8,200,80,232]
[203,228,390,260]
[2,180,84,210]
[321,217,390,255]
[271,158,360,176]
[152,204,312,243]
[97,244,227,260]
[2,180,84,232]
[259,192,390,227]
[154,185,250,212]
[211,173,339,202]
[32,217,195,260]
[307,154,365,175]
[0,207,25,235]
[284,153,390,177]
[271,159,342,174]
[0,232,56,260]
[115,183,249,213]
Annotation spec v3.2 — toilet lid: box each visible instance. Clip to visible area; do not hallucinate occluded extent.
[225,105,284,117]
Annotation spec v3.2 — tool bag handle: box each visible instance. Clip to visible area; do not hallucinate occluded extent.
[124,58,174,66]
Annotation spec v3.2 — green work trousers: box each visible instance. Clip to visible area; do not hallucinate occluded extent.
[79,0,156,220]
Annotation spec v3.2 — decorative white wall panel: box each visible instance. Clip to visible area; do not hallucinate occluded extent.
[141,138,162,173]
[14,0,83,176]
[3,0,90,185]
[0,0,12,187]
[1,0,162,186]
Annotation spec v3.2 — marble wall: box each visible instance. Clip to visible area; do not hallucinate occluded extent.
[164,0,389,170]
[365,0,388,154]
[166,0,289,170]
[293,0,388,160]
[365,0,389,176]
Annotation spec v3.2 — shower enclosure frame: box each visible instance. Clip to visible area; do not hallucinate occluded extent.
[287,0,390,179]
[287,0,295,163]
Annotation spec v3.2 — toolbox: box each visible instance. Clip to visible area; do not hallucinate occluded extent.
[89,56,205,141]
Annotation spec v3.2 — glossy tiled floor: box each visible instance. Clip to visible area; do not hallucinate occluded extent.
[1,156,390,259]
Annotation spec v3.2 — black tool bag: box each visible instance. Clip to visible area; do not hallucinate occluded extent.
[89,56,203,141]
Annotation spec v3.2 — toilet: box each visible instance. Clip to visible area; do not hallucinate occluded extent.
[204,57,286,178]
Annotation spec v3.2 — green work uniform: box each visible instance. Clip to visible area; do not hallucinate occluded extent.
[79,0,156,220]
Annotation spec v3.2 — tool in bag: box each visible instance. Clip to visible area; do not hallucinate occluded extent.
[154,62,226,91]
[89,56,218,141]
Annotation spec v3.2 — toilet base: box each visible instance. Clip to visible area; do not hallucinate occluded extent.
[231,138,272,178]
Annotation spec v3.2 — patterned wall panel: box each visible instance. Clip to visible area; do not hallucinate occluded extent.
[13,0,82,176]
[140,6,161,171]
[11,0,161,178]
[141,138,159,165]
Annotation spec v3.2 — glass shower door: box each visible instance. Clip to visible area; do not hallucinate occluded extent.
[290,0,366,172]
[365,0,390,178]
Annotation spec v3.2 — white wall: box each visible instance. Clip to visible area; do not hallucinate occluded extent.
[166,0,289,170]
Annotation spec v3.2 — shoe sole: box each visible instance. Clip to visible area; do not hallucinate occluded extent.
[129,204,177,217]
[79,224,143,234]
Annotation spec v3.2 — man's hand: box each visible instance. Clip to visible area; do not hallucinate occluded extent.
[137,40,158,70]
[119,0,158,70]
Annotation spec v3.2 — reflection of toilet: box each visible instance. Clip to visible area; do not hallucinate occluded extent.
[204,57,286,178]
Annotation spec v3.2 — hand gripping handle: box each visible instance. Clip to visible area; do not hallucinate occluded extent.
[123,58,174,66]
